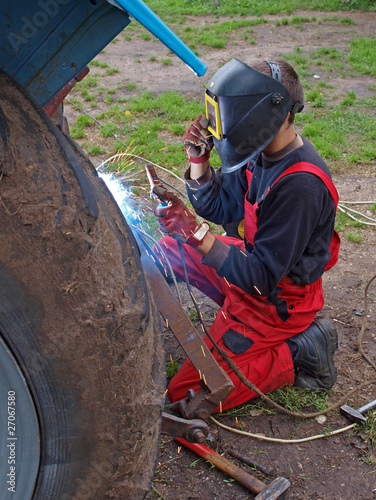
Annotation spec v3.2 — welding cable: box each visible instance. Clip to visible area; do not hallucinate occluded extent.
[136,227,183,306]
[209,415,356,444]
[337,204,376,226]
[340,200,375,204]
[177,241,207,331]
[67,98,124,145]
[176,240,376,419]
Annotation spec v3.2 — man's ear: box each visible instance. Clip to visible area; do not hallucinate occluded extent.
[283,112,291,126]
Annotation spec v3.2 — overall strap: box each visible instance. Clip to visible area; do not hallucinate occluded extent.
[269,161,340,271]
[271,161,339,212]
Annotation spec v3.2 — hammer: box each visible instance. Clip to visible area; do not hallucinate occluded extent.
[340,399,376,424]
[176,438,290,499]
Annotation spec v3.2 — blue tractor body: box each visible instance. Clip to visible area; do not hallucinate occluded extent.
[0,0,206,106]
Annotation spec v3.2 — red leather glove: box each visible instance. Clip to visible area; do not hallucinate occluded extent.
[183,114,213,164]
[154,191,210,247]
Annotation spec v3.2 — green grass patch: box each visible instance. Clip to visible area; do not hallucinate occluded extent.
[145,0,374,17]
[220,386,331,417]
[74,75,98,91]
[105,68,119,75]
[298,106,376,165]
[178,18,267,50]
[335,210,365,234]
[89,60,109,68]
[93,91,204,169]
[84,144,105,156]
[347,230,364,243]
[349,38,376,76]
[166,356,181,379]
[269,386,331,412]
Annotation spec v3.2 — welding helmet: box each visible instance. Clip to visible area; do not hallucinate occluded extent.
[205,58,291,173]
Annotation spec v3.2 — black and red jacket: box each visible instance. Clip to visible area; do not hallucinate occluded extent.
[185,136,339,298]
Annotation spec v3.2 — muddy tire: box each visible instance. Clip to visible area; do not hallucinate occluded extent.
[0,70,164,499]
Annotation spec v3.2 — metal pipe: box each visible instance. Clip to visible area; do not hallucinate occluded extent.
[108,0,207,76]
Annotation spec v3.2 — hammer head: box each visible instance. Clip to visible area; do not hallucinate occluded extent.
[255,476,291,500]
[340,404,367,424]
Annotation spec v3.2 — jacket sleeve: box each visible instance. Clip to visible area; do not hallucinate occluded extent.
[202,172,336,297]
[185,164,248,225]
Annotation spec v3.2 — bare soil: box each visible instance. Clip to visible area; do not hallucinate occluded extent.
[65,10,376,500]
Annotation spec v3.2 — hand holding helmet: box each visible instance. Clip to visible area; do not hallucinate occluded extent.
[154,190,210,247]
[183,114,213,164]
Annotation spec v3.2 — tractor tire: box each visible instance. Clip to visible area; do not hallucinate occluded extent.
[0,70,165,499]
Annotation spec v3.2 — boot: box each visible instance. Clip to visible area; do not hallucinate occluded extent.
[287,318,338,391]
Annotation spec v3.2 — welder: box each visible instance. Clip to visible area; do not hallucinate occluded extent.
[154,58,340,411]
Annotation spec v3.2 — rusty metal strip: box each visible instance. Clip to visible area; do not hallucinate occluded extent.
[137,234,234,418]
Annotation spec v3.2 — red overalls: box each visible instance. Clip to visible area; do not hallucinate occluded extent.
[158,162,340,411]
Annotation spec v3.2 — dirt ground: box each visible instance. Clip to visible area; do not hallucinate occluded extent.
[65,9,376,500]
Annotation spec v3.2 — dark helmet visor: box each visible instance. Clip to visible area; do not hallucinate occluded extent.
[205,58,291,172]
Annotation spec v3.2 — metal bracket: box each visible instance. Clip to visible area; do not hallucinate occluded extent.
[161,412,209,443]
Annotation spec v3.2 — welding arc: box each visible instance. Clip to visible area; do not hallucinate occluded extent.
[177,243,376,420]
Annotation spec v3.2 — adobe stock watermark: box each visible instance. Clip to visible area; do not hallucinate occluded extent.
[7,0,74,53]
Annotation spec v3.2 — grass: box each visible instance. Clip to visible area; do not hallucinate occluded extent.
[145,0,374,17]
[219,386,331,417]
[68,5,375,244]
[174,18,268,51]
[358,413,376,460]
[349,38,376,76]
[280,40,376,169]
[166,356,181,380]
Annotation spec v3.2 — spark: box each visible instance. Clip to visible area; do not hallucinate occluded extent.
[240,250,248,257]
[224,277,231,288]
[254,285,262,295]
[192,194,198,201]
[219,401,222,413]
[198,369,202,380]
[203,373,207,386]
[221,311,227,320]
[201,345,206,357]
[166,318,169,328]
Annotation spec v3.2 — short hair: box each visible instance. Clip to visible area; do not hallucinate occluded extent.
[250,60,304,124]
